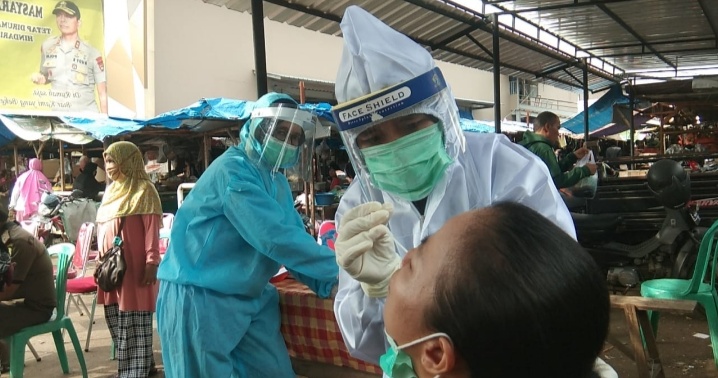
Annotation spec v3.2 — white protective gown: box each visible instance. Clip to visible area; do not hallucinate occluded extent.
[334,131,575,363]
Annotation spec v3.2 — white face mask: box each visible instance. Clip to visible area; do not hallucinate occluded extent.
[379,330,451,378]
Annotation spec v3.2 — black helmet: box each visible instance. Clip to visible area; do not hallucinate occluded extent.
[41,193,60,209]
[647,159,691,209]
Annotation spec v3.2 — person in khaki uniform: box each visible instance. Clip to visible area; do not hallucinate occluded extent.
[0,204,57,372]
[31,1,107,114]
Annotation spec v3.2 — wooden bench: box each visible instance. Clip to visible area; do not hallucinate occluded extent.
[608,295,698,378]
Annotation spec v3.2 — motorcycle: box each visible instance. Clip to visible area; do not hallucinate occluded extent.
[32,189,84,247]
[572,159,705,291]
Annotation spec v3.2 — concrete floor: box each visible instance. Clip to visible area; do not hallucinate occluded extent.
[15,292,718,378]
[16,292,164,378]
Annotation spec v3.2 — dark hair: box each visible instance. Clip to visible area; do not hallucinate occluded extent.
[533,111,560,132]
[345,162,355,179]
[329,162,341,171]
[425,202,609,377]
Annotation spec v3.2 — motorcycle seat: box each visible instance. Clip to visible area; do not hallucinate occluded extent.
[571,212,623,231]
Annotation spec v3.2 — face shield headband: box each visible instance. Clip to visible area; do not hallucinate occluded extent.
[246,105,318,181]
[331,67,465,201]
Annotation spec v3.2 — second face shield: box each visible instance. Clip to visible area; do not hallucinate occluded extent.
[249,104,319,181]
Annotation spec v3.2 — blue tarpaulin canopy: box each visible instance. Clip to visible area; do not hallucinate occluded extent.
[0,98,340,149]
[562,86,630,134]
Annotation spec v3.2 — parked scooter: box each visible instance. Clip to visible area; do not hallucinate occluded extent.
[572,159,705,290]
[32,189,84,247]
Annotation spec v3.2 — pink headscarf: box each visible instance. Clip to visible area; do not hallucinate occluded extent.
[15,158,53,217]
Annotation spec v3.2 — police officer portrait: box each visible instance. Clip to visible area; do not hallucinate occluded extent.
[30,1,107,114]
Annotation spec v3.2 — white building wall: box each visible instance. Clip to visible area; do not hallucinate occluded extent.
[154,0,579,119]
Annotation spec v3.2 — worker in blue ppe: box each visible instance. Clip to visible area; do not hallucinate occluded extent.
[330,6,617,378]
[156,92,339,378]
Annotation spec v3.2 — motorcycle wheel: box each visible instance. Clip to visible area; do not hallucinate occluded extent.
[671,237,698,279]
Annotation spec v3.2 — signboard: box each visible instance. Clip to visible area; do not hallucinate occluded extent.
[0,0,106,116]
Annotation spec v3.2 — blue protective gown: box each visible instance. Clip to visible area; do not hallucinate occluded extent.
[156,142,338,378]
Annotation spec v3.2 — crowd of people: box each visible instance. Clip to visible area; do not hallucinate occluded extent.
[0,5,618,378]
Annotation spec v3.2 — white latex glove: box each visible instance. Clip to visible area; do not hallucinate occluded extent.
[335,202,401,298]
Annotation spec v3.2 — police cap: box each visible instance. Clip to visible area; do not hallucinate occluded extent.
[53,1,80,19]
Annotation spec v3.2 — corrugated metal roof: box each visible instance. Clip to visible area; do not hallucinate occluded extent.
[202,0,623,92]
[493,0,718,76]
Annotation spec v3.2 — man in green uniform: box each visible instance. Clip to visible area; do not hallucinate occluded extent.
[30,1,107,114]
[0,203,56,372]
[519,111,597,189]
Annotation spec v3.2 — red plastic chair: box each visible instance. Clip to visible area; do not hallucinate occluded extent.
[64,222,98,352]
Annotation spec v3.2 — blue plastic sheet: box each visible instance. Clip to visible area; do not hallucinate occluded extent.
[562,86,629,134]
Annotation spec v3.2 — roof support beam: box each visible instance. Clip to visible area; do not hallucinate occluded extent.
[584,37,716,51]
[264,0,595,91]
[536,63,571,79]
[263,0,341,22]
[596,3,676,69]
[466,34,493,58]
[430,25,480,52]
[405,0,620,83]
[563,69,584,87]
[595,47,718,58]
[504,0,632,14]
[697,0,718,42]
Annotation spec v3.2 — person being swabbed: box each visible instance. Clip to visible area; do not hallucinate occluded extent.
[330,6,617,378]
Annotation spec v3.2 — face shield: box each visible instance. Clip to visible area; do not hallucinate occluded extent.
[331,67,465,201]
[246,104,318,181]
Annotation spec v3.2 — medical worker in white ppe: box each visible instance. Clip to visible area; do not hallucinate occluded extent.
[331,6,616,378]
[156,93,338,378]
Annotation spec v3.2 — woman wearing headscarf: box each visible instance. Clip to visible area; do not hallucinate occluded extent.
[96,141,162,378]
[9,158,52,221]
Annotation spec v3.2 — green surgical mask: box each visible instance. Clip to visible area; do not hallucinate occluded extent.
[379,331,450,378]
[263,136,299,168]
[361,124,452,201]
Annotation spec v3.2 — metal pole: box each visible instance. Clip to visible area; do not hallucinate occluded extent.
[13,144,18,177]
[583,58,590,142]
[59,141,65,191]
[203,133,211,170]
[629,81,635,163]
[251,0,268,97]
[492,14,501,133]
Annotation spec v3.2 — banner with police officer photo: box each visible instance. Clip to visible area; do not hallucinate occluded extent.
[0,0,106,116]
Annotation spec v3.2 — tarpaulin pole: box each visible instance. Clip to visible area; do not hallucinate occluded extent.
[583,58,589,141]
[492,14,501,133]
[59,141,65,190]
[629,81,635,169]
[13,144,18,177]
[203,133,211,170]
[251,0,268,97]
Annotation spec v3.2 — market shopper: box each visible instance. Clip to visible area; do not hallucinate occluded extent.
[381,202,609,377]
[96,141,163,378]
[520,111,597,189]
[332,3,577,367]
[31,1,107,114]
[156,92,339,378]
[9,158,53,222]
[72,161,103,200]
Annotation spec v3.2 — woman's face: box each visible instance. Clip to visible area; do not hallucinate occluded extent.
[384,213,464,344]
[104,155,124,182]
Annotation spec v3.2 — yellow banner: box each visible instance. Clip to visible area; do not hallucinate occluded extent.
[0,0,105,115]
